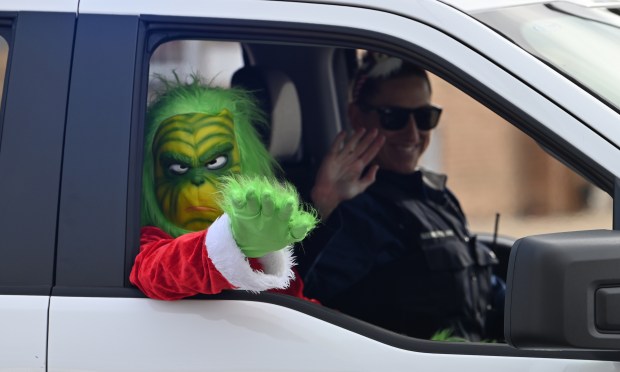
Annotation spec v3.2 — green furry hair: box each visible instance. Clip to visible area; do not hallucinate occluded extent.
[141,75,279,237]
[430,329,467,342]
[430,328,497,343]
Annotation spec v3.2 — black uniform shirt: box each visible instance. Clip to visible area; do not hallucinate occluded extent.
[304,169,500,341]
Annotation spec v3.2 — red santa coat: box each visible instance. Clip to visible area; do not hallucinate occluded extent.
[130,214,309,301]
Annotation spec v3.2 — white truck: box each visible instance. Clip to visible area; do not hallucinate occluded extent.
[1,0,620,370]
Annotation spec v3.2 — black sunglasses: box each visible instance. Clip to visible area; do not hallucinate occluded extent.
[358,103,442,131]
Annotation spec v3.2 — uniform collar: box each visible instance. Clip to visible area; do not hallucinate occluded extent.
[374,168,447,195]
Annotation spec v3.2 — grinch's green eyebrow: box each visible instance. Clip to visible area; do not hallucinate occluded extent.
[199,142,233,163]
[160,152,193,165]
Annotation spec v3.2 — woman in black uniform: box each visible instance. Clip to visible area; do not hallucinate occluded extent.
[304,52,504,341]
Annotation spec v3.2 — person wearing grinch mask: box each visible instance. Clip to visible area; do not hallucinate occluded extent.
[130,77,317,301]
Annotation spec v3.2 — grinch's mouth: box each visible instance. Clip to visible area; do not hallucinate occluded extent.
[186,206,217,212]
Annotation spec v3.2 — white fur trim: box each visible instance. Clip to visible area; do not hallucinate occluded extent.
[368,56,403,78]
[206,214,296,292]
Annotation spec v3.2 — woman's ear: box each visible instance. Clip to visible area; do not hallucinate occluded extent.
[348,102,364,131]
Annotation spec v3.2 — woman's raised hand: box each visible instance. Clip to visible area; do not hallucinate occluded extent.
[310,128,385,219]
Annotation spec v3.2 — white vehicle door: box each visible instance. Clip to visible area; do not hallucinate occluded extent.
[48,0,620,371]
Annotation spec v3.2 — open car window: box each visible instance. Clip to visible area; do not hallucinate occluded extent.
[426,72,611,237]
[142,38,611,342]
[0,33,8,141]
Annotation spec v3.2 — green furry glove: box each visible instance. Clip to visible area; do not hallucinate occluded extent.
[219,176,318,258]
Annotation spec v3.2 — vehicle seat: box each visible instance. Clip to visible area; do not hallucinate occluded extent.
[231,66,313,200]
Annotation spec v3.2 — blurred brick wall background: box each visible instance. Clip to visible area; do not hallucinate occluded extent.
[426,75,611,236]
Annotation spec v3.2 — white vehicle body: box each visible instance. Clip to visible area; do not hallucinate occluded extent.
[1,0,619,370]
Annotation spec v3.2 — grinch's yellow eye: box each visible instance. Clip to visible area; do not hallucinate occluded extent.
[206,155,228,170]
[169,163,189,175]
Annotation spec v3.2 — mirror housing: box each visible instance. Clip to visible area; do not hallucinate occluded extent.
[505,230,620,350]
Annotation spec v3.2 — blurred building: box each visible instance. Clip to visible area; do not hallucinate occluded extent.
[425,74,608,220]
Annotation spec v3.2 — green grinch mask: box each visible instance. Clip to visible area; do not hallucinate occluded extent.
[153,110,241,231]
[142,77,277,237]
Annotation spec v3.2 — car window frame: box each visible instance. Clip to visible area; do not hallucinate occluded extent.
[0,14,14,150]
[0,11,75,296]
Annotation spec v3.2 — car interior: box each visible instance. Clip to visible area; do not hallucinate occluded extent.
[144,37,610,339]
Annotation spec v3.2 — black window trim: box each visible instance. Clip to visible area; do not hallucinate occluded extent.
[0,11,76,296]
[0,12,16,157]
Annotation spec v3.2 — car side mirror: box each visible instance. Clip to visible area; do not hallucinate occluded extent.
[505,230,620,350]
